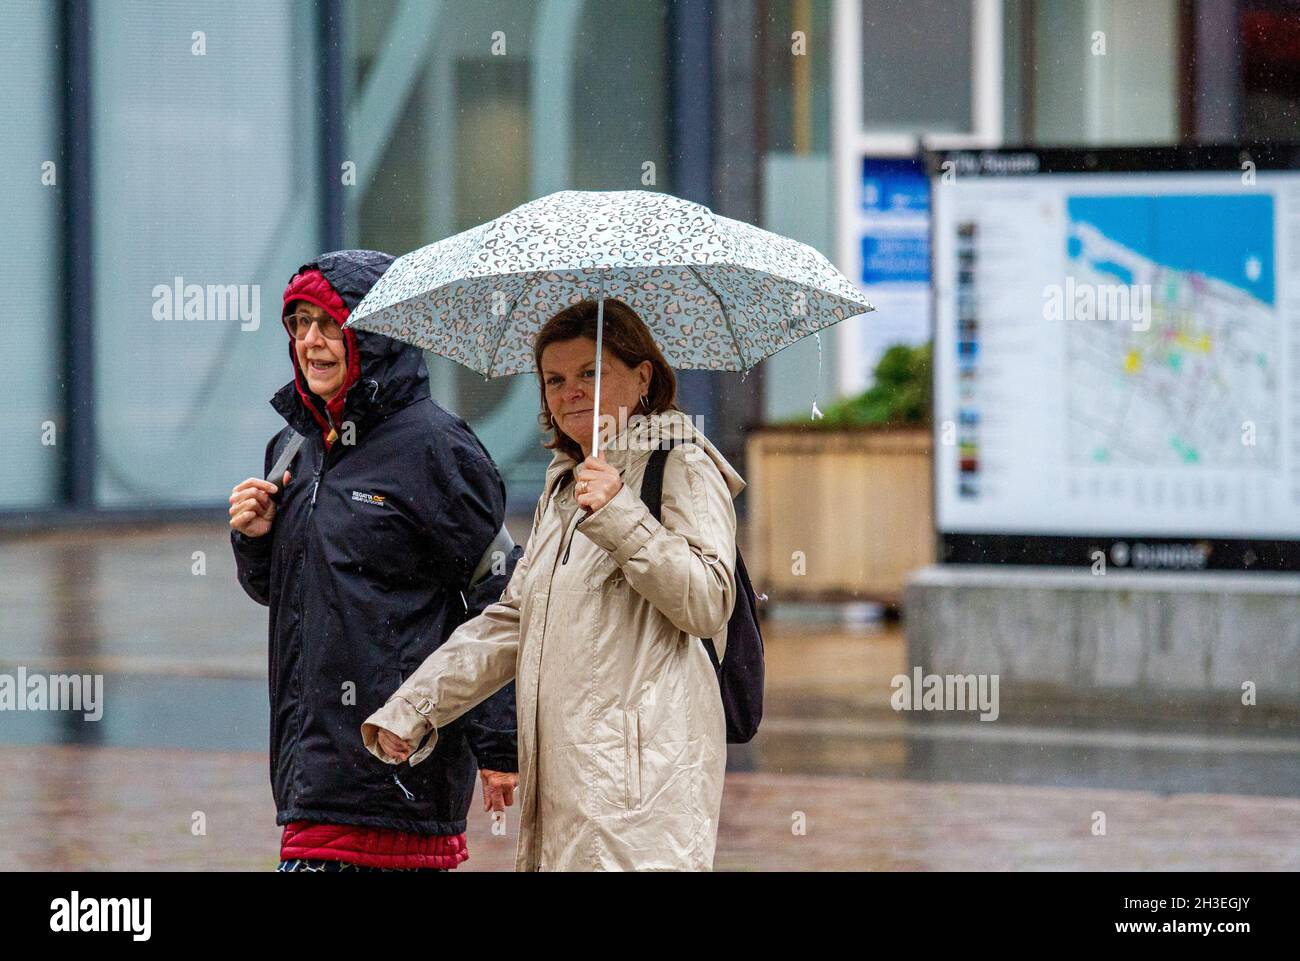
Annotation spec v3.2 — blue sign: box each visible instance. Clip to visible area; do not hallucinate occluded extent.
[861,156,930,215]
[861,234,929,284]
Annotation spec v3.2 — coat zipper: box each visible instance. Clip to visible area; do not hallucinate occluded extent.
[283,392,365,807]
[310,412,335,511]
[561,465,621,564]
[525,472,585,861]
[291,441,327,804]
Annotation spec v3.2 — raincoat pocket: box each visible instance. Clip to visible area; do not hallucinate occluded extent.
[624,707,642,809]
[584,547,621,590]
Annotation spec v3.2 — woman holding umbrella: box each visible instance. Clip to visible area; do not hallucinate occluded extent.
[362,297,744,871]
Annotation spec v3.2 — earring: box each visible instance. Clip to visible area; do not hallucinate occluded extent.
[640,394,650,411]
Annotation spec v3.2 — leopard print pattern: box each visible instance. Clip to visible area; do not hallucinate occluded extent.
[347,189,874,376]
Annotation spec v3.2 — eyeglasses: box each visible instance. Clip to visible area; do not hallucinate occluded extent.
[283,311,344,341]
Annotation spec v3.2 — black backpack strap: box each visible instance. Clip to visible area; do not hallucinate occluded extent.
[639,439,722,657]
[265,428,306,504]
[267,428,306,484]
[700,636,722,671]
[639,440,682,522]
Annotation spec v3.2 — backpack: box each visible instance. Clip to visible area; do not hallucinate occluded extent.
[639,441,765,744]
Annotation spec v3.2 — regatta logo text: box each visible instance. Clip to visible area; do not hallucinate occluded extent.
[351,491,387,507]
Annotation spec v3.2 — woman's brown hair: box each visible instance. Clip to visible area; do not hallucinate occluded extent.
[533,297,679,462]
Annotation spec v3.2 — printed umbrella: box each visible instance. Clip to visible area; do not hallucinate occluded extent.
[347,189,874,451]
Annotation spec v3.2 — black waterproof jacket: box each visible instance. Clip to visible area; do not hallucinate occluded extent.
[231,249,519,835]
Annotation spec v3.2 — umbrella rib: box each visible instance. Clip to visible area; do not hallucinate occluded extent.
[687,265,747,371]
[486,271,543,378]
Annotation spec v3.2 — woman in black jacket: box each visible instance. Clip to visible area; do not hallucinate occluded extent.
[229,249,519,871]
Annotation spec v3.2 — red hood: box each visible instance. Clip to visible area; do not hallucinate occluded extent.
[283,268,362,447]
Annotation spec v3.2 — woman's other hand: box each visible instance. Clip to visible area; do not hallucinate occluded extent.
[376,727,412,762]
[229,471,290,537]
[480,770,518,811]
[575,452,622,513]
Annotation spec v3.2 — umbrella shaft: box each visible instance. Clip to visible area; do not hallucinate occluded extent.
[592,281,604,455]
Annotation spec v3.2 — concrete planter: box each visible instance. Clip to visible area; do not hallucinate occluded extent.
[744,426,933,608]
[904,564,1300,724]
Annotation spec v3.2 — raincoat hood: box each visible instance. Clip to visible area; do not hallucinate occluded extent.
[271,249,429,441]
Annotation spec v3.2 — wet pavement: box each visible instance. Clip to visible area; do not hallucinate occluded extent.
[2,523,1299,870]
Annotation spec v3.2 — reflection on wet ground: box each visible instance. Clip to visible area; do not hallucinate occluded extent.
[2,523,1298,870]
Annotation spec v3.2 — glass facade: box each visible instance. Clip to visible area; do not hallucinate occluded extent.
[344,0,672,500]
[761,0,839,422]
[1029,0,1179,145]
[861,0,973,134]
[90,0,322,507]
[0,1,62,509]
[4,0,1299,519]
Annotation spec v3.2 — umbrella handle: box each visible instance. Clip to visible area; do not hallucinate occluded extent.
[591,278,605,456]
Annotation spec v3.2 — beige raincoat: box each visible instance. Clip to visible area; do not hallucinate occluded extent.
[361,408,744,871]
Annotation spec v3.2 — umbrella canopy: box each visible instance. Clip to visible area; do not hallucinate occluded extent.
[346,189,874,379]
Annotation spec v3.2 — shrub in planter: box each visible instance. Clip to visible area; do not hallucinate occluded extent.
[787,341,932,428]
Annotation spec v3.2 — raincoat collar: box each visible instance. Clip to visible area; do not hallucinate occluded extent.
[542,408,746,505]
